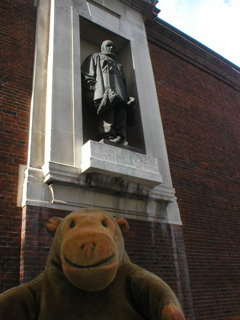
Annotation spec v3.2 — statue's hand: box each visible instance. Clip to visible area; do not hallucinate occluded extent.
[127,97,135,105]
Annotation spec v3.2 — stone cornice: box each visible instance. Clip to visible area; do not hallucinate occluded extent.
[120,0,160,21]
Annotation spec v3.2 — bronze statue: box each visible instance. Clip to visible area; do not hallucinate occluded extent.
[81,40,135,144]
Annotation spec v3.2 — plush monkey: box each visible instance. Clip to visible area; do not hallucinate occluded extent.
[0,208,185,320]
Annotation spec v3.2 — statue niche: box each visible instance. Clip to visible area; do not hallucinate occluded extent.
[81,40,135,146]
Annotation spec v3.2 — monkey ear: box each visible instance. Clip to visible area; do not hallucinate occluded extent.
[46,217,63,237]
[116,218,129,236]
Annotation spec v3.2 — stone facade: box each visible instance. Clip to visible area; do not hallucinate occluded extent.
[21,0,181,225]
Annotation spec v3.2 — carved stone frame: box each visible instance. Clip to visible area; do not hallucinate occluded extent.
[21,0,181,224]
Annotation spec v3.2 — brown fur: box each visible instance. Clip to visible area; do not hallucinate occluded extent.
[0,208,185,319]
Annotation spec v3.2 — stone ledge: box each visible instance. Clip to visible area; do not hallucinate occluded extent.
[81,140,162,187]
[21,164,181,224]
[42,162,81,185]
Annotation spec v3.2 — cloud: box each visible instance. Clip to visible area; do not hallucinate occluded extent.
[157,0,240,66]
[223,0,231,6]
[193,0,240,65]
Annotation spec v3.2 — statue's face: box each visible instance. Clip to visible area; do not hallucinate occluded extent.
[101,40,115,54]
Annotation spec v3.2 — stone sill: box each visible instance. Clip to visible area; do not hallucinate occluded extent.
[81,140,162,188]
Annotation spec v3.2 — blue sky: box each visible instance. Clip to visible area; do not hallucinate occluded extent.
[156,0,240,67]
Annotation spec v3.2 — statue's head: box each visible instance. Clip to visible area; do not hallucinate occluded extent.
[101,40,115,55]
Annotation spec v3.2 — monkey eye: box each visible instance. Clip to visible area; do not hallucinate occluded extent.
[101,221,107,228]
[70,221,75,228]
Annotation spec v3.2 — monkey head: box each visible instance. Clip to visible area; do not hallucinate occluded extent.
[46,208,129,292]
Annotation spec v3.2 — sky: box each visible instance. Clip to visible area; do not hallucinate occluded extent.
[156,0,240,68]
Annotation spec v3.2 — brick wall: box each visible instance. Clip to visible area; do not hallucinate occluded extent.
[19,206,70,283]
[0,0,36,292]
[147,21,240,320]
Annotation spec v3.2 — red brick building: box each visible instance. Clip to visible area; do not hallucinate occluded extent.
[1,1,240,319]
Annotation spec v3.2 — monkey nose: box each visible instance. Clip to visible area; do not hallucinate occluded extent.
[81,242,96,263]
[81,242,96,251]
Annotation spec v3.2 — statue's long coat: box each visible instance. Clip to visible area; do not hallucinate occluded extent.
[81,52,129,104]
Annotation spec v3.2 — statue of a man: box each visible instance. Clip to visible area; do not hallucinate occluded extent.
[81,40,135,144]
